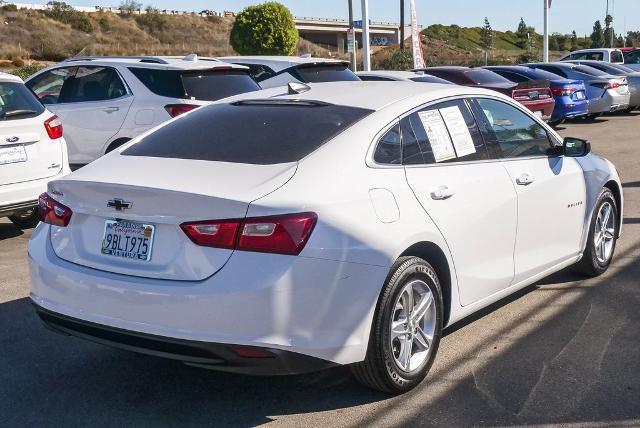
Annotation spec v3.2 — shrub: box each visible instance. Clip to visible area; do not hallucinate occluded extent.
[376,48,414,71]
[10,64,44,80]
[44,1,93,33]
[2,3,18,11]
[11,58,25,67]
[119,0,141,17]
[230,2,298,55]
[135,6,169,35]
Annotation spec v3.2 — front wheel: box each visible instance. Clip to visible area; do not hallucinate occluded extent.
[351,256,443,394]
[9,208,39,229]
[576,188,618,276]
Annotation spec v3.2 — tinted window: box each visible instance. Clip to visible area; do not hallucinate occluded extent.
[130,68,260,101]
[536,66,568,78]
[426,70,467,84]
[374,124,401,164]
[293,64,360,83]
[0,82,45,120]
[237,64,276,82]
[358,75,394,81]
[611,51,624,63]
[625,50,640,64]
[59,66,127,103]
[571,52,604,61]
[493,70,528,83]
[124,101,373,164]
[410,75,453,84]
[573,65,607,77]
[401,99,488,165]
[473,98,553,158]
[464,69,512,85]
[26,67,75,104]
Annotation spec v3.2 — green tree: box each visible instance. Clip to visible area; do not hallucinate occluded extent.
[44,1,93,33]
[377,48,413,70]
[549,35,560,51]
[230,2,298,55]
[135,6,169,35]
[590,20,605,48]
[119,0,141,17]
[516,17,528,49]
[604,14,614,48]
[480,17,493,50]
[571,30,579,50]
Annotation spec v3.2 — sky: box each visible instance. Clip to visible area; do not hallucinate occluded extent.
[56,0,639,36]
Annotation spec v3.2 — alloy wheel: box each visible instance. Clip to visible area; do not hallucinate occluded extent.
[594,201,616,264]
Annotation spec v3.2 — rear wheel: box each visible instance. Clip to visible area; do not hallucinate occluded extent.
[576,188,618,277]
[9,208,39,229]
[351,256,443,394]
[547,119,563,127]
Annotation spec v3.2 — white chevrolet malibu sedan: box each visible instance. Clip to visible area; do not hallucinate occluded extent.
[29,81,623,394]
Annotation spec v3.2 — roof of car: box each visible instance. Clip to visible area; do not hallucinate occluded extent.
[566,48,622,53]
[222,80,505,112]
[58,55,248,71]
[216,56,347,72]
[0,72,23,83]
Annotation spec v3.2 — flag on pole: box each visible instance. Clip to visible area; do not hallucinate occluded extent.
[410,0,425,69]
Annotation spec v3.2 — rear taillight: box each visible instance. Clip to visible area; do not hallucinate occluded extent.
[164,104,198,118]
[37,193,72,227]
[551,87,576,97]
[592,82,621,90]
[44,115,63,139]
[181,212,317,256]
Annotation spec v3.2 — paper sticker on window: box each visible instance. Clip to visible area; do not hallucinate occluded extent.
[440,105,476,158]
[418,110,456,162]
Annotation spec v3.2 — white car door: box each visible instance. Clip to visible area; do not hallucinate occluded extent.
[27,65,133,165]
[471,97,587,284]
[401,98,518,306]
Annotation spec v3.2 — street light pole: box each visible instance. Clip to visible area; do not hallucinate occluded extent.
[400,0,405,49]
[361,0,371,71]
[543,0,549,62]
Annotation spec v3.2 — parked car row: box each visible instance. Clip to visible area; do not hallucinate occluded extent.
[0,52,627,395]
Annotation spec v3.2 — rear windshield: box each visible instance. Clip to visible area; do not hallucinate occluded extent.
[573,65,608,77]
[123,100,373,164]
[410,75,452,84]
[0,82,45,121]
[129,68,260,101]
[464,69,512,85]
[292,64,360,83]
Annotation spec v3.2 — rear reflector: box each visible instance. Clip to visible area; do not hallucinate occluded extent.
[164,104,199,118]
[44,115,63,139]
[38,193,72,227]
[181,212,317,256]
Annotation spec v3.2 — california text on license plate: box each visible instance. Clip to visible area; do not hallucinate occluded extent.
[0,145,27,165]
[101,220,155,261]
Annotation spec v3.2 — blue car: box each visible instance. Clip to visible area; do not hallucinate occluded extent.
[484,65,589,124]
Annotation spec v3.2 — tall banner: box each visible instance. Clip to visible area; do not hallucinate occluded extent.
[410,0,425,69]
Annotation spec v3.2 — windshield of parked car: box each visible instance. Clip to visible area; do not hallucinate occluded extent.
[292,64,360,83]
[464,69,513,85]
[129,68,260,101]
[123,100,373,164]
[0,82,45,120]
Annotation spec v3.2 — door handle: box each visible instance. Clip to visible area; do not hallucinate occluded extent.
[430,185,455,200]
[103,107,120,113]
[516,173,535,186]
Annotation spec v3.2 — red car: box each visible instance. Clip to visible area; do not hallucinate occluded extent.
[416,66,556,121]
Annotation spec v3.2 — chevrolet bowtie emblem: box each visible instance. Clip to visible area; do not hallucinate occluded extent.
[107,199,133,211]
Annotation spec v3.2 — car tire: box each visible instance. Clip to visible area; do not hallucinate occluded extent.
[9,208,39,229]
[576,188,618,277]
[351,256,443,394]
[548,119,563,127]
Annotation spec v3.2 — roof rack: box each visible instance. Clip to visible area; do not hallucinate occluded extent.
[63,56,171,64]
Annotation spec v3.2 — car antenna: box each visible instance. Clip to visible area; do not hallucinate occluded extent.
[287,82,311,95]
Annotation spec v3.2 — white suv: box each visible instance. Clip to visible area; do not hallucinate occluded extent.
[25,55,260,167]
[0,72,69,229]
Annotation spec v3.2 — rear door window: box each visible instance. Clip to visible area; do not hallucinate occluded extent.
[0,81,45,120]
[123,100,373,164]
[59,66,127,103]
[610,51,624,63]
[129,68,260,101]
[472,98,554,159]
[26,67,76,104]
[401,99,488,165]
[292,64,360,83]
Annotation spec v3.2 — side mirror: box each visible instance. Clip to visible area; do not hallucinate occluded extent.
[563,137,590,157]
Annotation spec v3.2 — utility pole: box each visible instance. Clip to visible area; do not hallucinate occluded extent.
[400,0,405,49]
[361,0,371,71]
[543,0,549,62]
[348,0,356,71]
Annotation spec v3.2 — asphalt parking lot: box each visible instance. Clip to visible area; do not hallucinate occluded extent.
[1,113,639,427]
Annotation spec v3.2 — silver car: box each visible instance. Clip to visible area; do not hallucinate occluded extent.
[562,60,640,111]
[522,62,631,118]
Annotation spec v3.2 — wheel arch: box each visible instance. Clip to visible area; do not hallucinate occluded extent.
[399,241,453,326]
[604,179,623,236]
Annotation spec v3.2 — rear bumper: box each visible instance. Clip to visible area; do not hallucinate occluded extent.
[589,91,630,114]
[35,303,336,375]
[552,98,589,120]
[0,173,63,217]
[28,223,387,367]
[521,99,555,119]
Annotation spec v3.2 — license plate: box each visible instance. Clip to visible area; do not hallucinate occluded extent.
[101,220,155,261]
[0,145,27,165]
[575,91,585,100]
